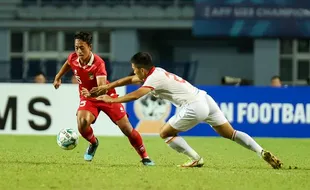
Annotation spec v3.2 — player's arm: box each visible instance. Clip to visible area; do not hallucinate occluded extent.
[96,75,107,86]
[90,75,142,96]
[81,75,107,98]
[53,60,71,89]
[55,60,71,79]
[96,87,151,103]
[106,75,142,89]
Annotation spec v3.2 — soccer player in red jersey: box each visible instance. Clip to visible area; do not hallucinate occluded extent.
[53,32,154,166]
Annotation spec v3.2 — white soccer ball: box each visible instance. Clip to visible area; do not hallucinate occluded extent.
[57,128,79,150]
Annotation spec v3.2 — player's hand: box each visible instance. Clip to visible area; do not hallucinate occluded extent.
[53,78,61,89]
[96,95,113,103]
[90,86,108,97]
[81,87,91,98]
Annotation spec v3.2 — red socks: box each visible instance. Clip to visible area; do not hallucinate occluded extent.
[128,129,148,159]
[79,126,97,144]
[79,127,147,158]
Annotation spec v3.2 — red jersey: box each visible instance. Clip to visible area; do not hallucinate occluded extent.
[68,52,116,98]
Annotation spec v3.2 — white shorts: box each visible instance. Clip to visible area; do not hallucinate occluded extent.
[168,92,228,131]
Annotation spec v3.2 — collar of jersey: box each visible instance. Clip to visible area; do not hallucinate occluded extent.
[77,52,94,68]
[144,66,155,81]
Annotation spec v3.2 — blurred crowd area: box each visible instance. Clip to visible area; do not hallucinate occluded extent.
[31,71,284,89]
[21,0,193,6]
[1,0,310,86]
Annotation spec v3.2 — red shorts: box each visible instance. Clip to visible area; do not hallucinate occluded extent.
[77,98,126,124]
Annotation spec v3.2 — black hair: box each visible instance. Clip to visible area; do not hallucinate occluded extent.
[271,75,281,81]
[74,31,92,46]
[130,52,154,70]
[35,71,45,77]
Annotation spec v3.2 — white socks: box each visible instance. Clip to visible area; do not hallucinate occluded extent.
[232,130,263,156]
[164,130,263,161]
[165,136,200,160]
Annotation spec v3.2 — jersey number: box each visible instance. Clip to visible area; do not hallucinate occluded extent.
[164,72,186,83]
[80,100,86,107]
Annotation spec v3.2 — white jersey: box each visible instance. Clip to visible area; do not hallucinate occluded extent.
[142,67,205,107]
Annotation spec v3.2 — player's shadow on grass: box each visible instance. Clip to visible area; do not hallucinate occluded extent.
[1,160,306,170]
[106,163,174,168]
[0,160,168,167]
[0,160,178,168]
[207,165,309,171]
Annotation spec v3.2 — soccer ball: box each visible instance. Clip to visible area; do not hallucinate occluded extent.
[57,128,79,150]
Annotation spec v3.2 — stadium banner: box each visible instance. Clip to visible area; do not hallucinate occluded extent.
[126,85,310,138]
[0,83,125,136]
[193,0,310,37]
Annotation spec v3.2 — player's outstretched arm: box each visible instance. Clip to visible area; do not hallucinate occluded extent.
[108,75,142,89]
[96,87,151,103]
[90,75,142,96]
[53,60,71,89]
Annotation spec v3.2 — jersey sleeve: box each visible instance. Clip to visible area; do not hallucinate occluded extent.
[95,60,107,77]
[67,53,75,65]
[142,75,162,90]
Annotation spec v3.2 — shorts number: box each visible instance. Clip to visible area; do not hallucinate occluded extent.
[75,76,82,84]
[164,72,186,83]
[80,100,86,107]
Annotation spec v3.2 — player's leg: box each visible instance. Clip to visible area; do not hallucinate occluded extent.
[77,110,97,144]
[101,102,154,166]
[160,123,204,167]
[159,102,209,167]
[213,122,264,154]
[212,122,282,169]
[205,94,283,169]
[115,115,154,166]
[77,100,100,161]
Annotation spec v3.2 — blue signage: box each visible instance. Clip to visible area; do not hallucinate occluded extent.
[126,85,310,138]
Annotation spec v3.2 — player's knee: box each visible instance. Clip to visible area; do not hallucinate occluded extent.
[78,118,89,131]
[159,131,168,139]
[119,125,132,137]
[222,133,232,139]
[116,119,133,136]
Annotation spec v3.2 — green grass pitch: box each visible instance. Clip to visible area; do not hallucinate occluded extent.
[0,135,310,190]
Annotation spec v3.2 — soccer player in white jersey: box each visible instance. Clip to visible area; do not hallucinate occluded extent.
[87,52,283,169]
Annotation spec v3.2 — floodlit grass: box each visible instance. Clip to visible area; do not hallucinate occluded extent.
[0,135,309,190]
